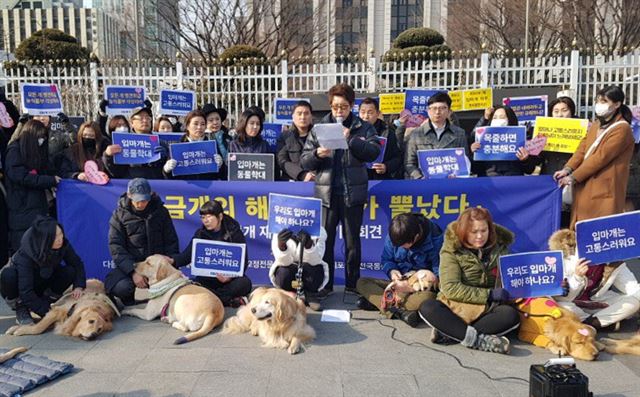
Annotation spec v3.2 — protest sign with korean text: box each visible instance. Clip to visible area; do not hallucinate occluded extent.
[50,116,85,132]
[525,135,548,156]
[156,132,183,145]
[366,136,387,169]
[418,148,469,178]
[158,89,195,116]
[533,117,588,154]
[104,85,146,115]
[262,123,285,152]
[170,140,218,176]
[191,239,246,278]
[379,93,406,114]
[111,132,160,164]
[449,90,463,111]
[228,153,274,181]
[631,105,640,143]
[462,88,493,111]
[500,251,564,298]
[268,193,322,237]
[20,83,64,115]
[404,89,442,118]
[274,98,310,122]
[576,211,640,264]
[474,126,526,161]
[503,95,548,126]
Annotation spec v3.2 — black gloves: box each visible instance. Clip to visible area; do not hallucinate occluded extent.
[19,113,30,124]
[57,112,69,123]
[488,288,510,304]
[297,230,312,249]
[277,229,293,251]
[153,145,168,157]
[99,99,109,113]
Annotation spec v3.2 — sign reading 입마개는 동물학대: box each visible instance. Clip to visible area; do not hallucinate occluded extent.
[227,153,274,181]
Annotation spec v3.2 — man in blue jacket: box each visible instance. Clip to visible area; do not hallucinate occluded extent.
[356,213,443,327]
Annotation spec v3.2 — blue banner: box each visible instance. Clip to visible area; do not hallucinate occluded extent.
[262,123,285,152]
[474,126,526,161]
[404,89,442,117]
[366,136,387,169]
[112,132,160,165]
[156,132,183,145]
[418,148,469,178]
[20,83,63,116]
[268,193,323,237]
[500,251,564,298]
[105,85,145,115]
[57,177,560,285]
[576,211,640,264]
[191,239,246,278]
[274,98,309,122]
[502,95,548,126]
[170,141,218,176]
[158,89,195,116]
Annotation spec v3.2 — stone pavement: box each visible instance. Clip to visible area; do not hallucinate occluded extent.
[1,287,639,396]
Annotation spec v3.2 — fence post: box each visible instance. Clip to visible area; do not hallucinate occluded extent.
[90,61,99,118]
[176,60,183,90]
[569,49,580,101]
[480,52,490,88]
[368,54,377,93]
[280,59,288,98]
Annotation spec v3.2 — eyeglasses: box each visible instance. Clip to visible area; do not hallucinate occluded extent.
[428,106,449,112]
[132,115,151,121]
[331,104,351,111]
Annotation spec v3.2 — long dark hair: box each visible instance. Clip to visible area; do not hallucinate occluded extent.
[596,85,632,124]
[488,105,519,126]
[549,96,576,117]
[19,119,48,170]
[72,121,105,170]
[235,108,264,144]
[108,115,130,135]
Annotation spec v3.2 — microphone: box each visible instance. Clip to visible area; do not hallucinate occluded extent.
[336,116,344,125]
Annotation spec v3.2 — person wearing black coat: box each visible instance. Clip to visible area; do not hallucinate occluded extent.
[104,178,179,305]
[170,200,252,307]
[0,216,86,325]
[300,83,381,293]
[358,98,402,180]
[228,108,270,154]
[4,120,61,253]
[277,101,315,181]
[57,121,111,180]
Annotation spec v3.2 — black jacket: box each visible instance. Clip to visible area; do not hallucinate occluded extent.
[367,119,402,180]
[4,141,57,232]
[172,216,247,273]
[300,113,380,208]
[56,139,111,179]
[229,136,270,154]
[276,125,313,181]
[10,217,86,317]
[163,135,222,181]
[105,193,179,292]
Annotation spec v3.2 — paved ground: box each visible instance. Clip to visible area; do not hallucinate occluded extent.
[3,263,640,397]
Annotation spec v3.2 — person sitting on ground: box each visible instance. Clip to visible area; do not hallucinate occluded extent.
[105,178,179,306]
[549,229,640,330]
[418,207,520,354]
[0,216,86,325]
[358,97,402,180]
[57,121,111,182]
[170,200,252,307]
[277,101,316,181]
[356,213,443,327]
[269,228,329,311]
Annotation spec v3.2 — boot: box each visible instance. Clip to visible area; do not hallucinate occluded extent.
[3,296,17,310]
[356,297,378,311]
[389,307,420,328]
[15,304,34,325]
[305,292,323,312]
[461,326,510,354]
[430,327,457,345]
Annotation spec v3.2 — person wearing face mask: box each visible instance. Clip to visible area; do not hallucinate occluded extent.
[404,92,469,179]
[104,178,179,307]
[555,85,634,229]
[12,112,77,161]
[4,120,61,253]
[0,216,86,325]
[471,105,535,176]
[162,110,224,180]
[57,121,111,182]
[97,98,152,139]
[168,200,252,308]
[536,97,578,175]
[277,101,316,181]
[106,115,131,137]
[229,108,270,154]
[102,106,169,180]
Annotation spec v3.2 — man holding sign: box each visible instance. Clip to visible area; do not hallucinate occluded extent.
[358,98,402,180]
[170,200,252,307]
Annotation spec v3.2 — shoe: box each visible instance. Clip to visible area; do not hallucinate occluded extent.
[356,297,378,311]
[344,286,358,295]
[316,288,333,301]
[472,334,511,354]
[15,305,34,325]
[3,297,17,311]
[305,292,322,312]
[229,296,248,308]
[430,328,457,345]
[389,307,420,328]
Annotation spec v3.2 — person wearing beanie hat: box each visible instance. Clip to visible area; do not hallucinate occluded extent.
[228,107,270,154]
[0,216,86,325]
[104,178,179,306]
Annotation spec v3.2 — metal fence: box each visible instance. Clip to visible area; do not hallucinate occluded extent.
[1,49,639,124]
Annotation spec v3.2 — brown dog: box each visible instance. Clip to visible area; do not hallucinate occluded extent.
[223,287,315,354]
[5,279,118,340]
[122,255,224,344]
[544,308,600,361]
[598,334,640,355]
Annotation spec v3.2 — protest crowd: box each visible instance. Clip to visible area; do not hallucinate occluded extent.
[1,78,640,358]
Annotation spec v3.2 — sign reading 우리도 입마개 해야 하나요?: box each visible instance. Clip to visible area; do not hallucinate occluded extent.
[500,251,564,298]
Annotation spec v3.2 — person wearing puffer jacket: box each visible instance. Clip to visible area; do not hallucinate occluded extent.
[549,229,640,330]
[270,228,329,311]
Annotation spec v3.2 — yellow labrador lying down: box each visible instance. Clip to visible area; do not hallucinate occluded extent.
[223,287,315,354]
[122,255,224,344]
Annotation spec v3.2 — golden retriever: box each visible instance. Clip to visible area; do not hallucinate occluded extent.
[5,279,118,341]
[223,287,315,354]
[598,334,640,355]
[122,255,224,344]
[544,308,600,361]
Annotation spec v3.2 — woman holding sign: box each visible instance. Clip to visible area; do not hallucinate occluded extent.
[162,110,224,180]
[555,86,634,229]
[57,122,111,182]
[170,200,252,307]
[418,208,520,354]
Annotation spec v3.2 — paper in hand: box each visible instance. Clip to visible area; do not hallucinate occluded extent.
[314,123,348,150]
